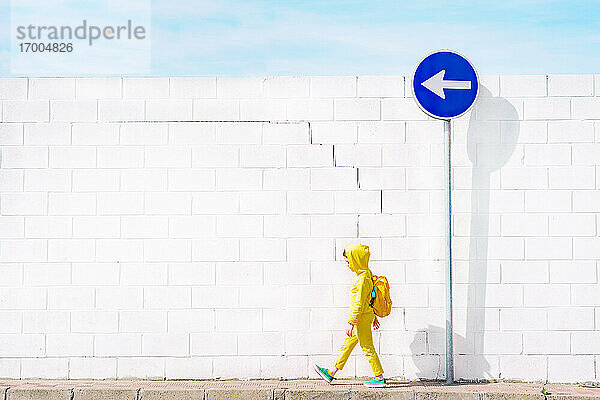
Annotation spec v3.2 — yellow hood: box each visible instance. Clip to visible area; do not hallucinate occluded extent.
[344,243,372,276]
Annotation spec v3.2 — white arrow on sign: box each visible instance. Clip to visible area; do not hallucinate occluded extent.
[421,70,471,100]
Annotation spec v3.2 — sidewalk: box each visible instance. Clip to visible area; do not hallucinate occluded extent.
[1,379,600,399]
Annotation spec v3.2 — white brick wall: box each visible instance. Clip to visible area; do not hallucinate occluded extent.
[0,74,599,383]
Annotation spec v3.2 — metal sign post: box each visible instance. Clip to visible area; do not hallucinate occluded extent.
[444,118,453,384]
[412,50,479,384]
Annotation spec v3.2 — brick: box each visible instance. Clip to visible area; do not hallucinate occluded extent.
[309,168,354,191]
[500,308,546,331]
[476,98,523,121]
[23,310,69,333]
[240,238,286,261]
[263,122,309,144]
[524,98,570,120]
[72,123,119,145]
[523,331,570,354]
[4,101,49,122]
[71,311,119,333]
[548,74,594,96]
[193,99,239,121]
[168,263,214,286]
[549,167,595,189]
[95,333,141,356]
[548,307,594,330]
[526,237,572,260]
[548,120,594,143]
[69,357,116,379]
[262,169,308,192]
[573,144,600,165]
[0,240,47,262]
[213,357,260,378]
[168,169,215,191]
[263,261,309,285]
[524,144,570,166]
[501,214,548,237]
[479,75,500,96]
[96,239,143,262]
[238,332,284,355]
[383,144,429,167]
[123,77,169,98]
[406,121,444,143]
[0,216,24,239]
[121,170,167,192]
[334,190,380,213]
[73,169,119,192]
[548,355,594,382]
[572,97,600,119]
[46,334,93,356]
[310,215,356,237]
[286,332,332,355]
[502,261,548,283]
[144,286,190,309]
[168,122,216,144]
[146,192,191,215]
[97,192,143,215]
[217,77,263,98]
[48,287,94,310]
[474,332,522,354]
[499,355,546,382]
[29,78,75,100]
[478,284,523,307]
[287,144,332,167]
[263,76,309,98]
[216,309,261,332]
[192,192,238,214]
[240,145,285,167]
[165,357,212,379]
[550,261,596,283]
[120,122,168,145]
[549,214,595,236]
[190,333,236,355]
[98,100,144,121]
[76,77,121,99]
[146,100,193,121]
[357,121,404,143]
[169,215,214,238]
[310,76,356,97]
[192,145,238,167]
[0,123,23,145]
[117,357,164,379]
[25,216,72,239]
[215,122,261,144]
[192,238,239,261]
[239,99,286,120]
[525,190,569,213]
[120,311,167,333]
[286,98,333,120]
[381,98,428,120]
[334,98,380,120]
[287,191,333,214]
[311,121,356,143]
[168,310,214,332]
[146,145,191,168]
[216,215,261,237]
[170,77,216,98]
[0,78,27,99]
[97,146,144,168]
[0,334,44,357]
[50,146,97,168]
[144,239,191,262]
[51,241,95,265]
[263,308,309,331]
[500,75,546,97]
[2,146,47,168]
[25,169,71,192]
[51,100,97,122]
[406,167,444,189]
[571,332,600,354]
[142,333,188,356]
[571,284,600,306]
[72,263,119,286]
[334,144,381,166]
[501,167,547,189]
[357,76,404,97]
[74,217,120,241]
[23,122,69,145]
[215,168,261,190]
[48,193,100,215]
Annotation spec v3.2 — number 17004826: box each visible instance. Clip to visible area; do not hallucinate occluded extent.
[19,42,73,52]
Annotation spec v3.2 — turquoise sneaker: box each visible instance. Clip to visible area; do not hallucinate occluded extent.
[313,364,335,384]
[364,377,386,387]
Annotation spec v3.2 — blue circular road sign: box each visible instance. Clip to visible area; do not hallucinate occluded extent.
[412,50,479,119]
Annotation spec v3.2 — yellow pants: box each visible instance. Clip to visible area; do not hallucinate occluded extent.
[333,310,384,376]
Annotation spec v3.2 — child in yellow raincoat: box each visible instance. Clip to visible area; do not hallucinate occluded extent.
[314,242,386,387]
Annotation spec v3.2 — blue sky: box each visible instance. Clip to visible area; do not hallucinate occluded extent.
[0,0,598,76]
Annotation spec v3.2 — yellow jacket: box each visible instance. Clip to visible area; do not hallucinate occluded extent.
[345,243,375,325]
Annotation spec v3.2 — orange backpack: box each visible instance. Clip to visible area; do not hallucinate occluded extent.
[369,275,392,318]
